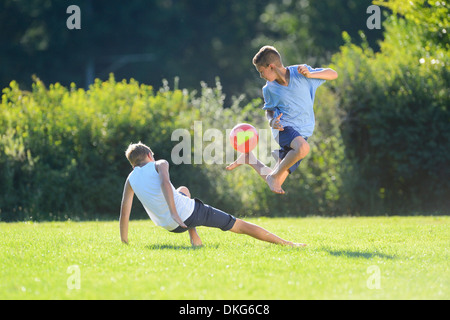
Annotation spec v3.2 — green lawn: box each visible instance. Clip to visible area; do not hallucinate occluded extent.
[0,216,448,300]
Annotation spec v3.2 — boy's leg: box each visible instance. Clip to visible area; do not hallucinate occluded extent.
[226,151,287,194]
[176,186,191,198]
[226,151,273,181]
[229,219,306,247]
[266,136,310,194]
[189,200,306,247]
[176,186,202,247]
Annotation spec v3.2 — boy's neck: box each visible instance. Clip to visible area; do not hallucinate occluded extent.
[134,155,154,168]
[274,65,289,86]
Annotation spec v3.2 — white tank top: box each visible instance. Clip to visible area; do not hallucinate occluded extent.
[127,162,195,231]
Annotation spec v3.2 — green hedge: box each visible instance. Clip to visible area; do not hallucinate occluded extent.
[0,75,347,220]
[0,76,196,220]
[330,13,449,214]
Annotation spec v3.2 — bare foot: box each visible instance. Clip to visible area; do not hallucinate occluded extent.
[226,152,251,171]
[191,240,203,247]
[226,160,242,171]
[289,242,307,247]
[266,174,285,194]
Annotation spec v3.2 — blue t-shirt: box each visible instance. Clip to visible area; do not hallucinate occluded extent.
[262,65,325,138]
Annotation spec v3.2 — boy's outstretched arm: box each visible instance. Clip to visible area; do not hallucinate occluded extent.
[120,179,134,244]
[156,160,188,229]
[298,65,338,80]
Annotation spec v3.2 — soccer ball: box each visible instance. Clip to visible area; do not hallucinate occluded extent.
[229,123,259,153]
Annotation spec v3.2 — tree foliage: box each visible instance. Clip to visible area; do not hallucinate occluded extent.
[0,76,345,220]
[0,76,195,220]
[331,1,449,214]
[0,0,448,219]
[0,0,382,100]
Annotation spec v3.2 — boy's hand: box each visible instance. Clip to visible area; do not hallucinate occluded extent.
[298,65,311,78]
[172,214,188,228]
[270,113,284,131]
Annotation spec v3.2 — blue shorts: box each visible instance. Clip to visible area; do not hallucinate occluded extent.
[275,126,308,174]
[170,198,237,233]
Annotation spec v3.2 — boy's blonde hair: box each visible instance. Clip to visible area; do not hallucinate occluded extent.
[252,45,282,67]
[125,142,153,166]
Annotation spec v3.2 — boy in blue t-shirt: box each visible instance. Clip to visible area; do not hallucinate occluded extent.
[226,46,338,194]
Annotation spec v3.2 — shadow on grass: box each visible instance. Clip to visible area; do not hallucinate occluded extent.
[145,243,219,250]
[324,248,396,260]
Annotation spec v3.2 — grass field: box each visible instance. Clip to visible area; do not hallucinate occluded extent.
[0,216,448,300]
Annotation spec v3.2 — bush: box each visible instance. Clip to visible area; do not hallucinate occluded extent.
[0,75,196,220]
[0,74,347,220]
[331,12,449,214]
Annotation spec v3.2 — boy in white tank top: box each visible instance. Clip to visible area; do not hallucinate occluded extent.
[120,142,306,247]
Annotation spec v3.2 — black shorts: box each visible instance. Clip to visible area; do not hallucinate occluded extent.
[170,198,236,233]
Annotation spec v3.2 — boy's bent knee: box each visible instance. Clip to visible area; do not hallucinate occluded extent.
[290,136,310,158]
[177,186,191,198]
